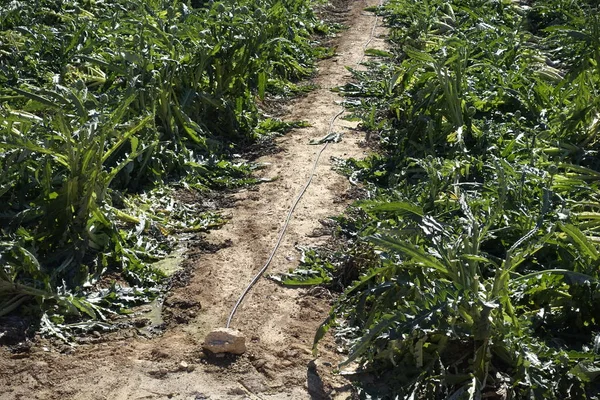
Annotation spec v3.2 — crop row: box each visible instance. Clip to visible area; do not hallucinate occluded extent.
[297,0,600,397]
[0,0,327,335]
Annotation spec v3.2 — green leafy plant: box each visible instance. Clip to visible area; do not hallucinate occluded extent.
[301,0,600,397]
[0,0,330,331]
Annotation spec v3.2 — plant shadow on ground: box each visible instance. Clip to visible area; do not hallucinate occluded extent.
[307,360,329,399]
[0,316,38,350]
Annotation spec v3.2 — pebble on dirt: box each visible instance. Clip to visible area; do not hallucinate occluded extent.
[202,328,246,355]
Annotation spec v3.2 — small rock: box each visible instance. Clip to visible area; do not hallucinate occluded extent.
[203,328,246,355]
[150,349,169,360]
[239,378,267,393]
[261,367,277,380]
[177,360,195,372]
[148,368,168,379]
[60,346,75,355]
[227,388,246,396]
[134,318,150,328]
[287,350,300,359]
[252,358,267,369]
[122,330,135,338]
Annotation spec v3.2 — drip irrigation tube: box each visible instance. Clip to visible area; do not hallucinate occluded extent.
[225,0,382,329]
[226,109,344,328]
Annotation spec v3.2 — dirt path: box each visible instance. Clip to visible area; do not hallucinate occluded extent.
[0,1,386,399]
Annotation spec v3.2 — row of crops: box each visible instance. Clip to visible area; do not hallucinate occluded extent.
[0,0,329,335]
[303,0,600,397]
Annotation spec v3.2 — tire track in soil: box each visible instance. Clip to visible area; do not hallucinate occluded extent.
[0,1,386,399]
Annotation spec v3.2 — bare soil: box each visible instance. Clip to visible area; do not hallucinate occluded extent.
[0,1,387,399]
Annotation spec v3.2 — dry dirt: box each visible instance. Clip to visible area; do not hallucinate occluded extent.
[0,1,387,399]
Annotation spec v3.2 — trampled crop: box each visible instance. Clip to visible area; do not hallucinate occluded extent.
[0,0,328,336]
[284,0,600,397]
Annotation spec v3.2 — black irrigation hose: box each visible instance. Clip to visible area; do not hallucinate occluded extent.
[226,1,382,329]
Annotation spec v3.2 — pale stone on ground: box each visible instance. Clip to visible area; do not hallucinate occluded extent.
[203,328,247,354]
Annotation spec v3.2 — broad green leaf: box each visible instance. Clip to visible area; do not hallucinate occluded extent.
[102,115,153,163]
[369,234,449,274]
[340,313,397,366]
[559,223,600,261]
[10,87,61,109]
[404,46,436,64]
[569,362,600,382]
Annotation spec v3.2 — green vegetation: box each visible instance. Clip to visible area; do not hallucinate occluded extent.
[292,0,600,397]
[0,0,327,334]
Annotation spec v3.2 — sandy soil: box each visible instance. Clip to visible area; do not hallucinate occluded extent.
[0,1,387,399]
